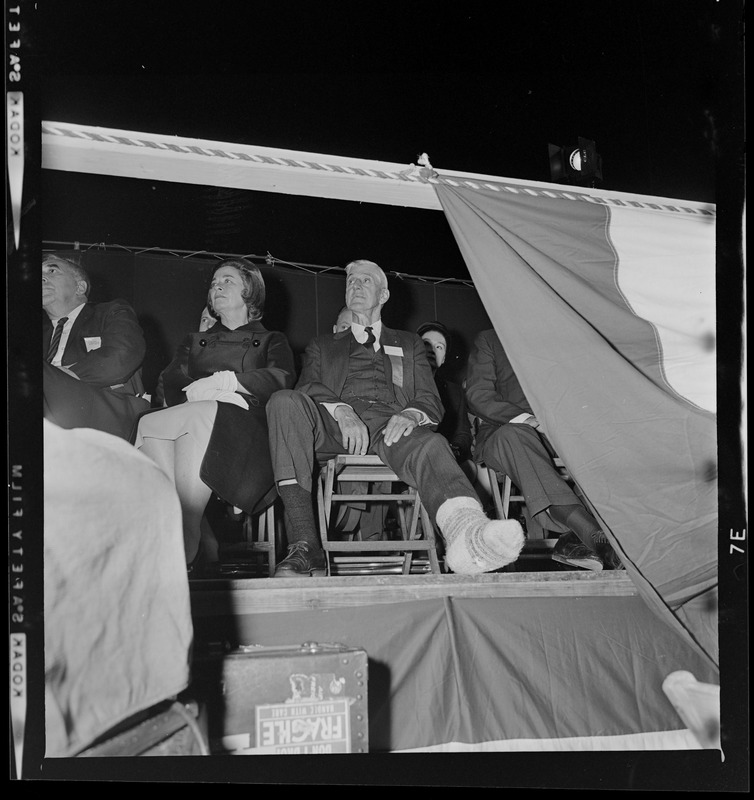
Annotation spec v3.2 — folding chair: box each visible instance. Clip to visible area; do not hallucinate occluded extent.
[215,489,281,577]
[240,499,279,577]
[316,454,443,575]
[477,457,572,558]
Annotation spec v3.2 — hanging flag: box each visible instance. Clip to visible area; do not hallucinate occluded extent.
[435,181,718,668]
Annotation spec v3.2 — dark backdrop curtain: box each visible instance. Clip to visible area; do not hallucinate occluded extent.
[50,248,492,398]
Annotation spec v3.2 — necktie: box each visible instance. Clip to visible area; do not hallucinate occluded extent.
[47,317,68,363]
[363,326,376,349]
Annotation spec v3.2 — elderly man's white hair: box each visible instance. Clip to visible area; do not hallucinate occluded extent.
[344,259,388,290]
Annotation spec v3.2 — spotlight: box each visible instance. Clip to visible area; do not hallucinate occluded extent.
[548,137,603,186]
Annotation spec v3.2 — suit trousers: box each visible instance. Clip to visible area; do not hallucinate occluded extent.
[475,423,580,532]
[266,389,477,521]
[43,360,150,442]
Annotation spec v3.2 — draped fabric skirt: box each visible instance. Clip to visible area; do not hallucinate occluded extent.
[135,399,275,514]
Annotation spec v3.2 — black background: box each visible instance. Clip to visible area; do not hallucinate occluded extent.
[36,0,741,279]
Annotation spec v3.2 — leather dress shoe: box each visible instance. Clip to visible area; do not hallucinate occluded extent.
[594,533,625,570]
[272,541,327,577]
[552,532,603,571]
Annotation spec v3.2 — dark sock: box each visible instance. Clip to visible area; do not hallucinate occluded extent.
[278,483,321,550]
[548,504,601,550]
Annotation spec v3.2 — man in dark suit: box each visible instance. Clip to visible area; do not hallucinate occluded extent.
[266,259,524,577]
[42,252,151,441]
[332,306,354,333]
[416,320,473,465]
[466,328,622,570]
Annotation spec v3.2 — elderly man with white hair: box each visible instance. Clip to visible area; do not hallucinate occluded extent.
[266,259,524,577]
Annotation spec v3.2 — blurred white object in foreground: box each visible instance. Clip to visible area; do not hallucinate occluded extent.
[662,670,722,754]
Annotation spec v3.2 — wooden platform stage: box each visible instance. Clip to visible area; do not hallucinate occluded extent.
[179,564,723,761]
[189,569,636,619]
[191,503,636,619]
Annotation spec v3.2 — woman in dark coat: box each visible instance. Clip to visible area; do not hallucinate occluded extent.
[135,258,295,566]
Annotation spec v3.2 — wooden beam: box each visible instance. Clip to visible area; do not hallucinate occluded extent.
[41,121,442,209]
[41,121,713,212]
[189,571,637,617]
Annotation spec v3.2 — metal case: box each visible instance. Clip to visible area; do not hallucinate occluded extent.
[193,641,369,755]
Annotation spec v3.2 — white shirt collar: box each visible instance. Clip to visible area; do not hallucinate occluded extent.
[49,302,86,328]
[351,319,382,349]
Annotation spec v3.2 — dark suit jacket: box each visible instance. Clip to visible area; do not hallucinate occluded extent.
[434,369,472,462]
[43,299,147,395]
[465,328,534,452]
[43,299,150,440]
[296,324,444,424]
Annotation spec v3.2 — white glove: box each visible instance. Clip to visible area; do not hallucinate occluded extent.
[183,377,217,403]
[183,371,242,405]
[211,370,239,392]
[212,390,248,410]
[183,384,248,409]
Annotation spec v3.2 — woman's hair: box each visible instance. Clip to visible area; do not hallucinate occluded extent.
[416,320,450,346]
[207,257,266,320]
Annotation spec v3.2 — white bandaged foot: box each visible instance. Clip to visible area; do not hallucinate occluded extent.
[436,496,525,574]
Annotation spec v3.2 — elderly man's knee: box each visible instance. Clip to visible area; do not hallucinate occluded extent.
[428,429,456,454]
[404,428,454,460]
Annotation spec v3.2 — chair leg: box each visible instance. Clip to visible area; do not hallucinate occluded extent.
[485,467,506,519]
[264,503,276,576]
[325,460,337,526]
[235,498,280,577]
[419,504,443,574]
[319,460,339,575]
[501,475,512,518]
[316,473,328,547]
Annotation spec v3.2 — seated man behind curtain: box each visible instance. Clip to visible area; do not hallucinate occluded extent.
[266,259,525,577]
[42,252,151,441]
[465,328,622,570]
[416,320,473,468]
[333,306,354,333]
